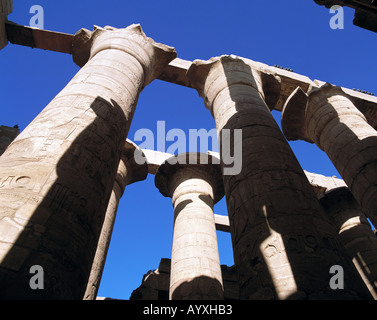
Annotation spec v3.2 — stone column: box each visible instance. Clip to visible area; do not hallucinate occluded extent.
[0,125,19,156]
[0,0,12,50]
[155,153,225,300]
[84,140,148,300]
[282,83,377,231]
[187,55,371,299]
[0,24,176,299]
[319,187,377,299]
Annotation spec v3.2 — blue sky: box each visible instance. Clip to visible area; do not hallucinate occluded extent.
[1,1,377,299]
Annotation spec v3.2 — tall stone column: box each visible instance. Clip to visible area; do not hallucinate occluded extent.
[0,125,19,156]
[0,24,176,299]
[319,187,377,299]
[0,0,12,50]
[84,140,148,300]
[187,55,371,299]
[155,153,225,300]
[282,83,377,230]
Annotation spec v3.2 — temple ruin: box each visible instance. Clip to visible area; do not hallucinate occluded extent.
[1,0,377,300]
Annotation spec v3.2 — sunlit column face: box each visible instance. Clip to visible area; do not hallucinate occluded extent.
[0,24,176,299]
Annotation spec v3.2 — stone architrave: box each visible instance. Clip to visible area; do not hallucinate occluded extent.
[155,153,225,300]
[319,187,377,299]
[83,140,148,300]
[282,83,377,230]
[187,55,371,300]
[0,24,176,299]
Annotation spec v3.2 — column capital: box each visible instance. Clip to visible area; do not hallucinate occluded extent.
[319,186,361,212]
[319,186,371,233]
[115,139,148,193]
[155,152,224,204]
[281,86,313,143]
[186,55,281,114]
[282,82,372,145]
[72,24,176,87]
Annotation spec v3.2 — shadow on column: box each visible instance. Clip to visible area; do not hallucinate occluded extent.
[172,199,192,225]
[219,57,372,300]
[316,117,377,231]
[0,97,129,299]
[171,185,224,300]
[169,184,224,300]
[319,187,377,299]
[171,276,224,300]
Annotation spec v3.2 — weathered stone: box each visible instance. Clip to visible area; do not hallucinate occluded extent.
[282,83,377,231]
[155,152,224,300]
[0,24,176,299]
[130,259,239,300]
[83,140,148,300]
[319,187,377,299]
[0,0,12,50]
[0,125,19,156]
[187,55,371,300]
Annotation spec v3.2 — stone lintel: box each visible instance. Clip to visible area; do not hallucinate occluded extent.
[157,57,193,88]
[303,170,347,195]
[5,21,73,53]
[214,214,230,233]
[140,147,347,196]
[5,22,377,121]
[141,149,174,175]
[120,139,148,188]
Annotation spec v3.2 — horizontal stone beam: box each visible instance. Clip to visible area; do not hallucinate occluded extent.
[303,170,347,195]
[214,214,230,233]
[140,147,348,233]
[5,21,73,53]
[5,22,377,120]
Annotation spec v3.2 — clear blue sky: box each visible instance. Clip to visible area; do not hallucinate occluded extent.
[1,0,377,299]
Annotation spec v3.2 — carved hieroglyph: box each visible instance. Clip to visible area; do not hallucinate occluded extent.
[0,24,175,299]
[155,153,224,300]
[187,55,371,300]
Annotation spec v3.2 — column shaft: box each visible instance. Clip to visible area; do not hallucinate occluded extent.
[83,141,148,300]
[306,84,377,229]
[155,153,224,300]
[187,56,371,299]
[320,187,377,299]
[84,179,123,300]
[0,25,175,299]
[0,0,12,50]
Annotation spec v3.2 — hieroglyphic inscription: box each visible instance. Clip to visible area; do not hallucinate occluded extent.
[0,175,33,189]
[48,182,88,214]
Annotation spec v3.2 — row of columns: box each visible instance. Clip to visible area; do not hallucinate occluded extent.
[1,22,377,299]
[185,56,372,299]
